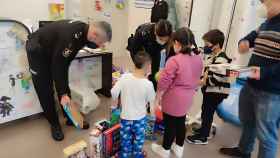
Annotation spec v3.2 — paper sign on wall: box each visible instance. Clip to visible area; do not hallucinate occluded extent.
[135,0,154,9]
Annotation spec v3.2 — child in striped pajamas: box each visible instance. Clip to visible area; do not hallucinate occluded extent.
[111,51,155,158]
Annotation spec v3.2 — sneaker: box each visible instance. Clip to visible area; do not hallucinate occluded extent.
[171,143,184,158]
[151,143,170,158]
[192,127,201,134]
[192,127,215,140]
[51,125,64,141]
[186,134,208,145]
[66,119,90,130]
[219,147,251,158]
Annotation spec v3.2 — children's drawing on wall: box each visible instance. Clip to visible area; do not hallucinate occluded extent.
[8,72,31,94]
[49,3,65,20]
[116,0,125,10]
[0,96,14,118]
[0,20,42,124]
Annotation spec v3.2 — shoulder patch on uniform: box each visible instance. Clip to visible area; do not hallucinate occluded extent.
[69,20,79,24]
[63,48,72,58]
[74,32,83,39]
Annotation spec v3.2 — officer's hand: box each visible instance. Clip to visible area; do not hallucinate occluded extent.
[239,40,250,54]
[61,95,71,106]
[249,66,261,80]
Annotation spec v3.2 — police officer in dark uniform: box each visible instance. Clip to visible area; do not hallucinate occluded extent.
[25,20,112,141]
[127,19,172,89]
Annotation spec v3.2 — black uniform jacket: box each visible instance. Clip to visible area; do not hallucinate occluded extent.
[26,20,98,96]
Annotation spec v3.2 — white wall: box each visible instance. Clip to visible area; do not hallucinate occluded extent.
[127,0,151,35]
[189,0,215,47]
[0,0,51,29]
[225,0,261,65]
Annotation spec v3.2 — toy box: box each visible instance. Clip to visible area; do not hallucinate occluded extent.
[63,140,88,158]
[102,124,121,158]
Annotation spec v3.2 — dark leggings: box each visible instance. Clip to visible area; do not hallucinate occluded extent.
[162,113,186,150]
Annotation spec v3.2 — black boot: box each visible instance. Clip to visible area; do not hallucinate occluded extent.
[66,119,90,130]
[51,125,64,141]
[220,147,251,158]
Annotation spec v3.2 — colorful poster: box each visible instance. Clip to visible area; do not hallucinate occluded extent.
[49,3,65,20]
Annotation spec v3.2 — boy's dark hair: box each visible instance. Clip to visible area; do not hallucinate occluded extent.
[202,29,225,48]
[134,51,151,69]
[172,27,199,55]
[155,19,173,37]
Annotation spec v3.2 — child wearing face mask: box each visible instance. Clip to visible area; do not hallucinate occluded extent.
[186,29,232,145]
[151,28,203,158]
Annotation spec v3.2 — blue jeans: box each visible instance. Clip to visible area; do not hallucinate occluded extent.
[120,117,146,158]
[238,84,280,158]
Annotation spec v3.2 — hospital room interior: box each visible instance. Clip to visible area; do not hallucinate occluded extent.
[0,0,280,158]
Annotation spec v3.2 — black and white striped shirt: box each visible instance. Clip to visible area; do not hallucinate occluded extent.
[203,52,232,97]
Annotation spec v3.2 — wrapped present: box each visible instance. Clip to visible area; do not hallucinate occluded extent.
[145,116,156,141]
[63,140,88,158]
[110,106,121,127]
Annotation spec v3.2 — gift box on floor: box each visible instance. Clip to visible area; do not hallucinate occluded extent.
[145,116,156,141]
[102,124,121,158]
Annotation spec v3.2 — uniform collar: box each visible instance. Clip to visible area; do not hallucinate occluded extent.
[84,24,89,42]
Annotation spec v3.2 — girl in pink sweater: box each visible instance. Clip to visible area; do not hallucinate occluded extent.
[152,28,203,158]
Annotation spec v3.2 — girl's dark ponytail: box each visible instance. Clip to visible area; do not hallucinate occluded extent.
[172,27,199,55]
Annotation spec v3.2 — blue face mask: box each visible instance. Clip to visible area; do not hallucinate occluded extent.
[203,46,213,54]
[86,41,98,49]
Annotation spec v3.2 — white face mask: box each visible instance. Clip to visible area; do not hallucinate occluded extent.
[156,37,166,45]
[256,3,268,18]
[173,45,181,53]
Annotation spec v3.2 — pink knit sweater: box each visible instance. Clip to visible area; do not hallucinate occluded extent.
[158,53,203,117]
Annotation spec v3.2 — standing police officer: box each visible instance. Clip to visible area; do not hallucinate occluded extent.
[26,20,112,141]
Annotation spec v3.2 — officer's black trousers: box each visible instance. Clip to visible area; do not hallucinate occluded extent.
[26,40,62,127]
